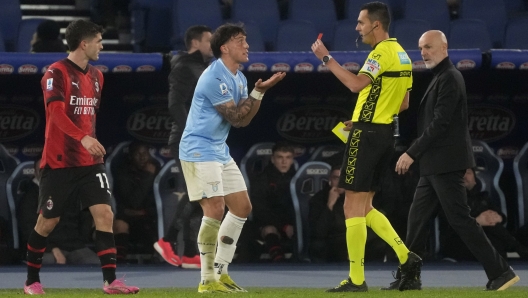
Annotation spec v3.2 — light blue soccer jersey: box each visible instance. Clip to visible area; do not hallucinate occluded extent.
[179,58,248,163]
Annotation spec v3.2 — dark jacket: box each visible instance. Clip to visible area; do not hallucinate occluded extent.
[167,50,211,145]
[308,184,346,241]
[467,181,506,221]
[250,163,296,230]
[113,160,160,217]
[406,57,475,176]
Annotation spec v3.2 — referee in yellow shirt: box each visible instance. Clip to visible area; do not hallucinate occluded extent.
[312,1,421,292]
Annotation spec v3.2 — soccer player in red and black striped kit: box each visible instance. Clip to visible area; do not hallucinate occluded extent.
[23,20,139,295]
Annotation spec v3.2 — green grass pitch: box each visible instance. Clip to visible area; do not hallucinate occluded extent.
[1,287,528,297]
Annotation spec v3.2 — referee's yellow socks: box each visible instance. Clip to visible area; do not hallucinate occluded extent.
[346,217,366,285]
[366,208,409,264]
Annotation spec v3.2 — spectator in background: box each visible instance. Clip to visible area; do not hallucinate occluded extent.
[309,164,347,263]
[30,20,68,53]
[153,25,213,269]
[250,142,297,262]
[440,168,528,261]
[113,141,160,262]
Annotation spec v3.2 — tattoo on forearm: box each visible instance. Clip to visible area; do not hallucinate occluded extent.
[215,97,257,127]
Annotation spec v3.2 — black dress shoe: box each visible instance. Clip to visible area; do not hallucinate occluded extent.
[326,278,368,292]
[486,267,520,291]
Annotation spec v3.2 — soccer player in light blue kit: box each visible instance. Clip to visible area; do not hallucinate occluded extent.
[179,23,286,293]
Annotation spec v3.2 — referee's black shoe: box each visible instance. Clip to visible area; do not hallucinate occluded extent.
[326,278,368,292]
[399,252,422,291]
[381,269,401,290]
[486,267,520,291]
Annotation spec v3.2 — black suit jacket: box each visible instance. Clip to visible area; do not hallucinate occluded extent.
[407,57,475,176]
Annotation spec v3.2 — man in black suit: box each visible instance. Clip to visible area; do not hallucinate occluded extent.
[387,30,520,291]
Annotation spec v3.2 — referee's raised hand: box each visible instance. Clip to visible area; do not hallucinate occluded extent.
[81,135,106,157]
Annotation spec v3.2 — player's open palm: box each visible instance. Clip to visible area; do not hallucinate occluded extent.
[81,135,106,157]
[254,72,286,92]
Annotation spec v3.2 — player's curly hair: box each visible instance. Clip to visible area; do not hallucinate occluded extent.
[211,23,247,59]
[65,20,103,51]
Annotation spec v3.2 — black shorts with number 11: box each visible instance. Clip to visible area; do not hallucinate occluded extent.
[38,164,112,218]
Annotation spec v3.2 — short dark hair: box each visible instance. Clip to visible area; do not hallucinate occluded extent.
[184,25,212,51]
[272,141,295,155]
[331,164,342,172]
[210,23,246,59]
[360,1,391,32]
[65,20,103,51]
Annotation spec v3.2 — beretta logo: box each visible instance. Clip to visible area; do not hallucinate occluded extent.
[520,62,528,70]
[41,65,50,73]
[294,63,314,73]
[18,64,38,74]
[22,143,43,157]
[0,105,40,142]
[94,65,109,73]
[456,59,476,70]
[127,105,171,143]
[277,105,350,143]
[317,64,330,72]
[495,62,515,70]
[271,63,290,72]
[468,105,516,142]
[0,64,14,74]
[497,146,519,159]
[342,62,360,72]
[136,65,156,72]
[247,63,267,72]
[113,65,132,73]
[412,60,426,71]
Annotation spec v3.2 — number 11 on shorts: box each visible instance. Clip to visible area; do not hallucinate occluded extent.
[96,173,110,189]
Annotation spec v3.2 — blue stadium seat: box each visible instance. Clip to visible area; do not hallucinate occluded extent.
[403,0,450,36]
[16,18,47,52]
[290,161,331,261]
[129,0,173,52]
[242,21,265,52]
[0,0,22,51]
[153,159,187,239]
[231,0,280,50]
[448,19,492,52]
[172,0,224,50]
[459,0,508,48]
[345,0,393,20]
[514,142,528,228]
[390,19,431,51]
[332,20,371,51]
[240,142,275,191]
[6,161,35,250]
[471,140,507,220]
[0,144,20,232]
[288,0,337,45]
[505,0,527,15]
[275,20,318,52]
[504,17,528,49]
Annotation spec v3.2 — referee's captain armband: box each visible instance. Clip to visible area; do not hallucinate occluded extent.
[332,122,349,143]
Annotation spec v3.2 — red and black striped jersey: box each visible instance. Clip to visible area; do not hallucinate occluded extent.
[40,59,104,169]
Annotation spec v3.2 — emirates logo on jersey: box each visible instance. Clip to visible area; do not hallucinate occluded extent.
[0,105,40,142]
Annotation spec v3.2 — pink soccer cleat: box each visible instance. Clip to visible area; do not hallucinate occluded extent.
[24,281,45,295]
[103,278,140,294]
[181,255,201,269]
[153,238,181,267]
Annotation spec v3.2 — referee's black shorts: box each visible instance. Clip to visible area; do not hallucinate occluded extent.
[338,122,394,192]
[38,164,112,218]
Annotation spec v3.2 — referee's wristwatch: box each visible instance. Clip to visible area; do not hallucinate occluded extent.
[322,55,333,65]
